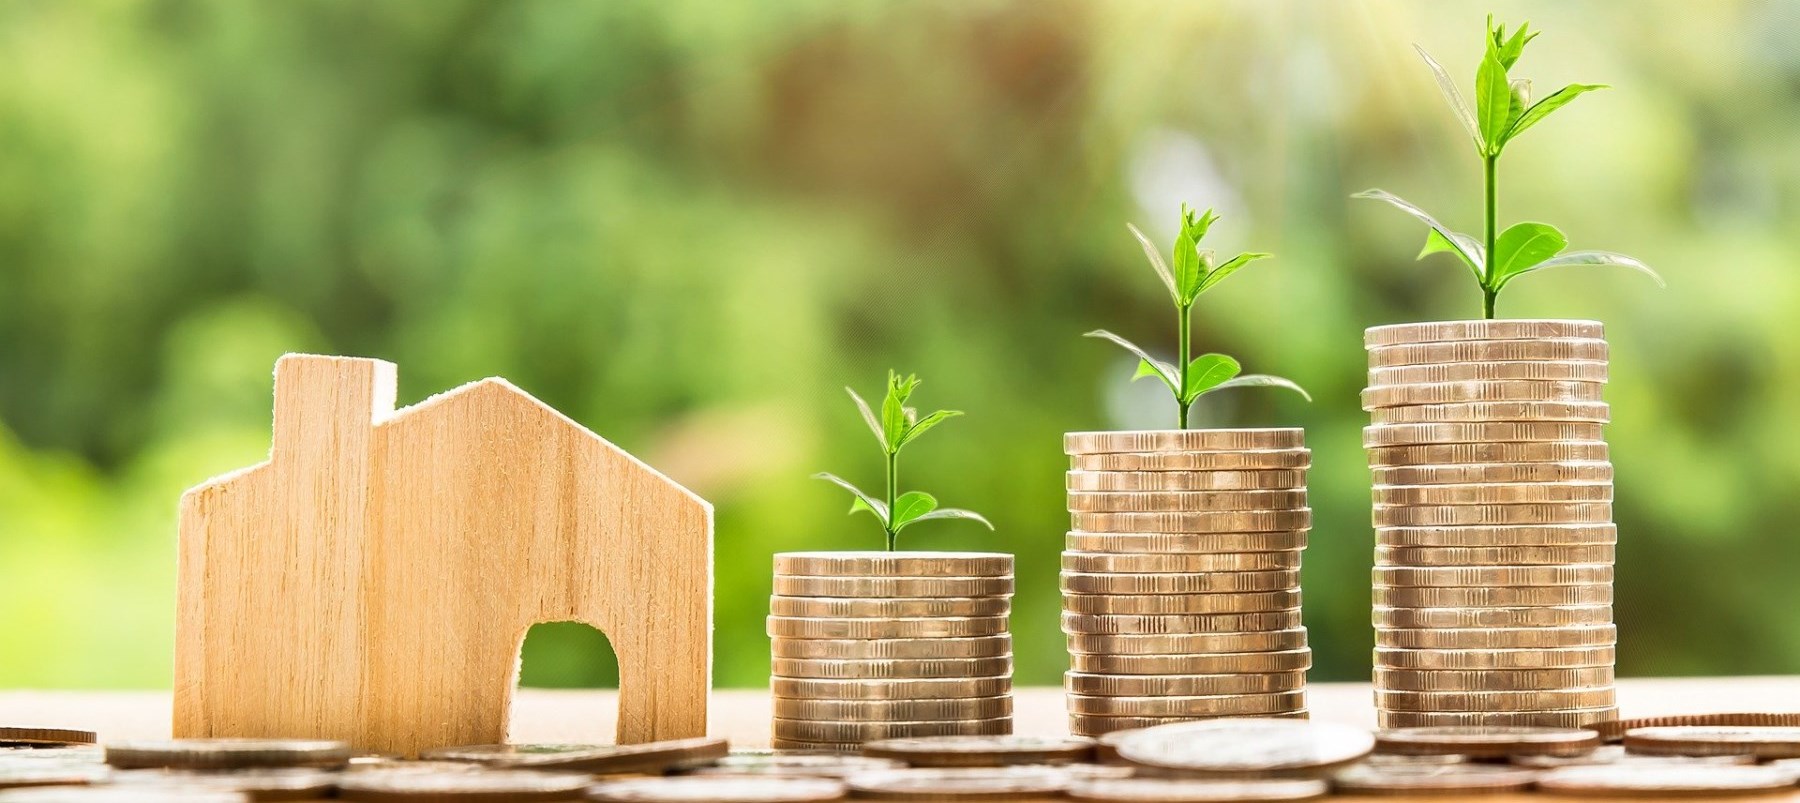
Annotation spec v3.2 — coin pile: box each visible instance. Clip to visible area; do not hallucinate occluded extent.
[768,551,1015,751]
[1363,319,1619,729]
[1061,430,1312,736]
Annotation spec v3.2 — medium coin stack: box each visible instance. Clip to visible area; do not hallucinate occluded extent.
[1061,429,1312,736]
[1363,319,1619,729]
[768,551,1015,751]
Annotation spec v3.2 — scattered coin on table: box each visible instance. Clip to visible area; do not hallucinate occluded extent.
[861,735,1096,767]
[844,767,1070,801]
[1510,744,1756,768]
[334,769,594,802]
[420,738,729,774]
[1622,725,1800,759]
[103,739,351,770]
[1329,762,1541,795]
[106,767,337,801]
[1066,777,1330,802]
[1374,725,1601,758]
[1588,712,1800,742]
[675,750,903,778]
[0,788,246,802]
[0,765,109,791]
[1112,719,1375,775]
[0,732,95,750]
[587,776,848,802]
[1534,763,1799,796]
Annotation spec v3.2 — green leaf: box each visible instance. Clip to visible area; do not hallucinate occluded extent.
[1490,221,1568,287]
[1211,374,1313,402]
[890,491,938,530]
[880,371,918,452]
[812,472,889,526]
[1085,330,1178,396]
[845,387,886,452]
[1504,83,1608,144]
[1418,230,1485,285]
[1475,47,1512,153]
[1181,353,1241,405]
[1125,223,1178,301]
[1413,45,1482,150]
[1354,189,1486,270]
[1181,205,1219,244]
[897,409,961,449]
[1496,20,1534,68]
[1172,228,1201,302]
[1194,252,1271,297]
[908,507,994,530]
[1495,250,1665,292]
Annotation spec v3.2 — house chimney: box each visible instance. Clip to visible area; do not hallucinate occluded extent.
[272,354,399,462]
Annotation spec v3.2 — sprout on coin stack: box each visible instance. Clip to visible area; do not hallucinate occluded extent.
[1354,18,1662,729]
[1066,205,1312,736]
[768,372,1010,750]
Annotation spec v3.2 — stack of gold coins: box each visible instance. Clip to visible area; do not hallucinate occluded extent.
[1060,429,1312,737]
[1363,319,1618,729]
[767,551,1015,751]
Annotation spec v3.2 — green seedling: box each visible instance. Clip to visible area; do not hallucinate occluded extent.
[1356,16,1662,318]
[1087,204,1310,430]
[813,371,993,551]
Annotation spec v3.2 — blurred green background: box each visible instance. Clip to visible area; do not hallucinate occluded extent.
[2,0,1797,691]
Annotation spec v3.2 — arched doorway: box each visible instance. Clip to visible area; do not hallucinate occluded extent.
[509,621,620,743]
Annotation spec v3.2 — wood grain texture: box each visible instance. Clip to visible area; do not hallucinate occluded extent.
[173,354,713,756]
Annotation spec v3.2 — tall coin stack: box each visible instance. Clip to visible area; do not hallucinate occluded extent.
[767,551,1014,750]
[1061,429,1312,737]
[1363,320,1618,729]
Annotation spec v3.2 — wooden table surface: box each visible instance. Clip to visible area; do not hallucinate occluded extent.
[5,678,1799,800]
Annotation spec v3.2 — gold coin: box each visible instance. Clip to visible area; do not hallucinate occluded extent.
[1372,503,1612,527]
[1368,362,1609,386]
[1370,401,1608,426]
[774,551,1013,577]
[1064,670,1308,697]
[1060,610,1303,635]
[1071,712,1312,737]
[773,575,1014,598]
[1067,691,1308,717]
[1062,590,1302,615]
[1534,763,1800,797]
[770,656,1012,680]
[1073,510,1312,534]
[1372,564,1613,587]
[1375,544,1615,566]
[1363,381,1607,410]
[771,695,1013,721]
[1367,338,1608,367]
[1376,525,1616,548]
[1373,584,1612,608]
[1367,441,1609,467]
[1067,490,1308,513]
[1372,482,1612,506]
[1066,531,1309,553]
[1070,450,1313,472]
[1375,687,1617,713]
[768,738,862,752]
[1374,626,1617,650]
[1588,713,1800,743]
[1067,628,1308,656]
[1374,667,1615,692]
[1364,320,1603,347]
[1068,649,1311,675]
[1065,430,1305,455]
[767,616,1009,640]
[1062,550,1301,573]
[1060,570,1300,595]
[772,636,1013,660]
[770,596,1011,619]
[1372,461,1613,486]
[1372,605,1612,629]
[102,739,353,770]
[771,718,1011,744]
[1375,725,1604,758]
[769,675,1010,700]
[1067,470,1307,492]
[1378,708,1618,729]
[1373,646,1615,670]
[1363,422,1606,448]
[1621,726,1800,760]
[0,727,97,747]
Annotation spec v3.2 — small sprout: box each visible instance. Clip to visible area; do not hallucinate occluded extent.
[813,371,993,551]
[1357,16,1662,319]
[1088,204,1310,429]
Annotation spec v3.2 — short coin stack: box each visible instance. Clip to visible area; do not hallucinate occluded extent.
[1363,319,1619,729]
[1061,429,1312,736]
[767,551,1015,750]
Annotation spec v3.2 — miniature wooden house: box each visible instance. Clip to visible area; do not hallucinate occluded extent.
[174,354,712,756]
